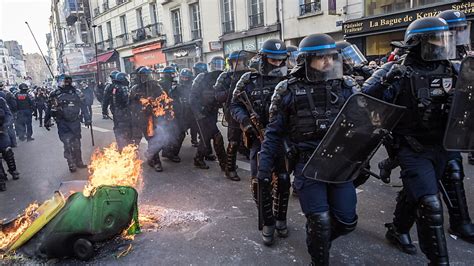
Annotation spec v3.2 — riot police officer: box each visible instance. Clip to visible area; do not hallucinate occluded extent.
[35,87,48,127]
[257,34,358,263]
[364,17,457,264]
[230,39,291,245]
[129,67,169,172]
[101,70,119,119]
[336,41,373,84]
[15,83,35,141]
[214,51,252,181]
[163,68,195,161]
[45,74,91,172]
[102,72,132,151]
[0,81,17,147]
[0,96,19,191]
[286,45,299,69]
[190,57,226,170]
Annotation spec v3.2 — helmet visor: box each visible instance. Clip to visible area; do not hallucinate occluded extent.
[341,44,368,66]
[453,22,471,46]
[305,53,343,82]
[420,31,457,61]
[210,58,225,71]
[288,51,298,68]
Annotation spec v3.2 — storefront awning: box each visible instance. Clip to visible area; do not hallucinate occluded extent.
[79,51,116,69]
[132,42,165,67]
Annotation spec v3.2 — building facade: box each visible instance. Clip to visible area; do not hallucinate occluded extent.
[4,41,27,82]
[343,0,472,60]
[88,0,166,80]
[0,40,14,85]
[50,0,95,82]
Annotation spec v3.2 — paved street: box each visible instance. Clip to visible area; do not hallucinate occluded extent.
[1,105,474,265]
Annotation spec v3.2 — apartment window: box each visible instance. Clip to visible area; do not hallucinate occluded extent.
[106,21,113,40]
[248,0,263,28]
[150,3,158,25]
[120,15,127,34]
[98,25,104,42]
[299,0,321,16]
[221,0,235,33]
[68,0,77,11]
[412,0,451,8]
[102,0,109,11]
[171,9,182,44]
[365,0,410,16]
[190,3,201,40]
[136,8,144,28]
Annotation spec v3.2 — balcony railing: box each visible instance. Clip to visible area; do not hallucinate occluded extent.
[222,20,234,34]
[102,1,109,12]
[114,33,130,47]
[249,12,264,28]
[299,2,321,16]
[146,23,163,38]
[131,27,147,42]
[191,29,201,40]
[96,41,105,52]
[116,0,126,5]
[104,39,114,50]
[94,7,100,17]
[174,34,182,44]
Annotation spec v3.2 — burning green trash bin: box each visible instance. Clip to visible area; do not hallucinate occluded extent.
[28,184,139,260]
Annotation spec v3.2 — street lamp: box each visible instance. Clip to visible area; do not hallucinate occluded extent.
[92,25,100,86]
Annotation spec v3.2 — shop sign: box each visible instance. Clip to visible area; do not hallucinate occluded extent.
[209,41,222,51]
[343,0,474,36]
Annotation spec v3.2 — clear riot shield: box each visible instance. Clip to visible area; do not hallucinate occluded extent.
[302,93,406,183]
[444,56,474,151]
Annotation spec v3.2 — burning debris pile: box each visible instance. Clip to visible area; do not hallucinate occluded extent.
[140,92,175,137]
[0,203,39,252]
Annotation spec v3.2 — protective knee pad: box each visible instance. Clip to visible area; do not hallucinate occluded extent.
[306,212,331,266]
[258,178,275,227]
[443,159,464,182]
[226,141,239,171]
[3,147,16,171]
[393,189,417,233]
[273,173,291,221]
[416,195,448,264]
[331,214,358,241]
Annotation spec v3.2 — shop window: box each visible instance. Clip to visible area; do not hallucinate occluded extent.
[365,31,404,57]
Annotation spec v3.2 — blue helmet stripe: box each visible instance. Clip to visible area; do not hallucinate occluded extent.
[445,17,466,23]
[406,26,448,34]
[260,48,288,54]
[298,43,336,52]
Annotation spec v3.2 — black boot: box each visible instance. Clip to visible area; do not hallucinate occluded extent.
[442,159,474,243]
[258,178,276,246]
[469,152,474,165]
[212,133,227,172]
[416,195,449,266]
[194,149,209,169]
[273,173,290,238]
[72,139,87,168]
[386,189,417,254]
[331,214,357,241]
[225,141,240,181]
[4,148,19,180]
[68,160,77,172]
[147,153,163,172]
[307,212,331,266]
[0,179,5,191]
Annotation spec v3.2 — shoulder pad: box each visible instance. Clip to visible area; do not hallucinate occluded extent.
[215,71,230,84]
[49,89,61,97]
[192,73,205,87]
[269,80,289,121]
[343,75,361,93]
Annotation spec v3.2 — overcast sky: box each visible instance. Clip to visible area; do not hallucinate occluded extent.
[0,0,50,54]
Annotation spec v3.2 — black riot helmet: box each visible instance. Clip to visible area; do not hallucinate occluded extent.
[110,70,120,81]
[298,33,343,82]
[227,51,253,72]
[437,10,471,51]
[57,74,73,88]
[286,45,299,69]
[138,67,153,83]
[160,66,177,82]
[256,39,288,77]
[115,72,129,86]
[208,56,225,72]
[179,68,194,85]
[404,17,456,61]
[19,83,28,91]
[193,62,208,75]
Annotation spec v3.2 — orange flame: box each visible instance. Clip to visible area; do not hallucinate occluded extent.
[139,91,175,119]
[83,143,143,197]
[0,203,39,251]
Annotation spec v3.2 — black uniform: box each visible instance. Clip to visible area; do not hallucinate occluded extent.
[190,71,226,170]
[102,81,132,150]
[14,88,35,141]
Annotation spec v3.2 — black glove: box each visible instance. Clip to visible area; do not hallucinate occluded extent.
[84,121,92,128]
[384,64,407,83]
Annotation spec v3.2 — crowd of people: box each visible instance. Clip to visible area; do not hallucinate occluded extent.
[1,9,473,265]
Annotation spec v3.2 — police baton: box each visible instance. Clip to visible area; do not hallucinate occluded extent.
[89,122,95,146]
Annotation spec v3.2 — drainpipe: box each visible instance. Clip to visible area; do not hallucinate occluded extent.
[276,0,284,41]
